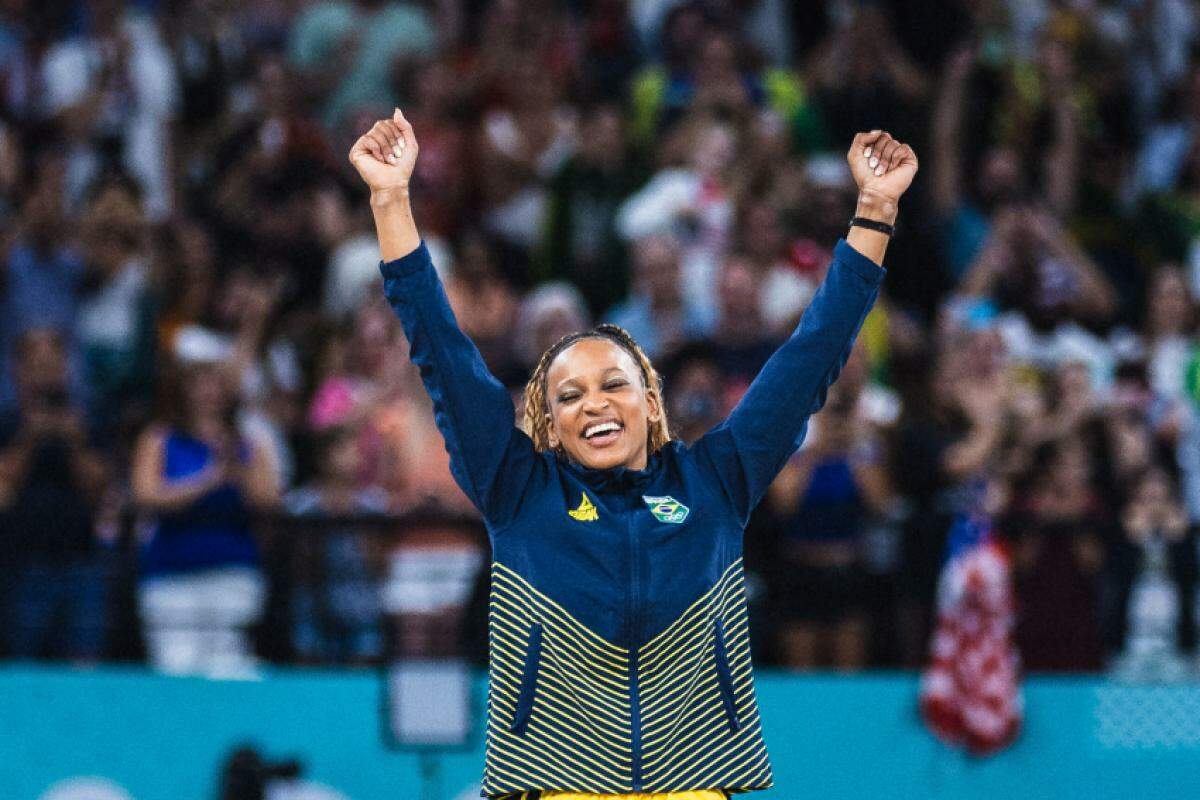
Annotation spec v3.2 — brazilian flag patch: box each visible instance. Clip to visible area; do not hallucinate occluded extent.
[642,495,690,524]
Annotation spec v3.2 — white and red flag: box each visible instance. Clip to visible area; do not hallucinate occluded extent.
[919,494,1023,755]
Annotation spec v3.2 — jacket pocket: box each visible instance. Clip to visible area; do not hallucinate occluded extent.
[509,622,543,734]
[712,618,741,732]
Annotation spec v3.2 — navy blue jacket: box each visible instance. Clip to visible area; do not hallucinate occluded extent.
[381,240,885,797]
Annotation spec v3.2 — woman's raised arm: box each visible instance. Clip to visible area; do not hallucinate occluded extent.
[692,131,917,522]
[350,110,537,527]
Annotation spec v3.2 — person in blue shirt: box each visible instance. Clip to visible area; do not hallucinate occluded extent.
[350,109,916,800]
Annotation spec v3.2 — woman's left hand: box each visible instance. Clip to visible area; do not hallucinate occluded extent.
[847,130,918,203]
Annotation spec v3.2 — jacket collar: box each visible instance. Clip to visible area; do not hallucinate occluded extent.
[563,448,663,491]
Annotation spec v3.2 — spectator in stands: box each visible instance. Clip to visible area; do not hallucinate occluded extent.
[768,376,892,670]
[0,161,87,414]
[606,234,706,361]
[442,231,520,384]
[131,344,280,676]
[702,255,779,412]
[1009,436,1108,671]
[959,204,1116,377]
[542,102,639,316]
[211,54,334,309]
[77,181,157,437]
[930,38,1079,281]
[288,0,435,129]
[616,112,737,330]
[0,327,111,661]
[39,0,178,218]
[806,5,928,148]
[154,218,219,356]
[660,343,724,445]
[1108,466,1197,662]
[285,426,386,665]
[513,281,590,374]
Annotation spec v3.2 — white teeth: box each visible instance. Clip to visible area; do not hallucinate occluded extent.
[584,421,621,439]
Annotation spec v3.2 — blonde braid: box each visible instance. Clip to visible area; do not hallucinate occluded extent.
[521,324,671,456]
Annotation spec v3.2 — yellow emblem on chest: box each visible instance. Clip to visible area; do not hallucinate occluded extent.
[568,492,599,521]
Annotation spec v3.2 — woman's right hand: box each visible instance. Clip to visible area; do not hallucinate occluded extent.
[349,108,419,198]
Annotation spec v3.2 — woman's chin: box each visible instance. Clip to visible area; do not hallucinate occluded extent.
[577,453,621,470]
[571,446,629,471]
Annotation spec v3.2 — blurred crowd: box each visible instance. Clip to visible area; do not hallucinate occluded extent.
[1,0,1200,678]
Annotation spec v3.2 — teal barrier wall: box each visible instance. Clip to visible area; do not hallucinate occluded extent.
[2,666,1200,799]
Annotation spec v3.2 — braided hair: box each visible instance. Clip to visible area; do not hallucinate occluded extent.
[522,323,671,457]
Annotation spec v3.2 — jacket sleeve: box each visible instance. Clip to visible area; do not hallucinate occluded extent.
[380,242,537,528]
[690,238,885,524]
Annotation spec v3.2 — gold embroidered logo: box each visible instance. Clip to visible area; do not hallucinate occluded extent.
[568,492,599,522]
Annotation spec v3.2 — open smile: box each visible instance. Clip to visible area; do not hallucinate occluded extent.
[582,419,624,448]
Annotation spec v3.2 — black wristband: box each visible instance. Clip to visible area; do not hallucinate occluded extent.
[849,216,896,237]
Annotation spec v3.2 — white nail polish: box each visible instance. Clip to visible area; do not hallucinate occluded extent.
[869,157,879,169]
[387,154,397,164]
[874,165,884,176]
[864,147,872,158]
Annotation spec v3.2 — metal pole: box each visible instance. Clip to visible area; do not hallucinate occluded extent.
[418,751,440,800]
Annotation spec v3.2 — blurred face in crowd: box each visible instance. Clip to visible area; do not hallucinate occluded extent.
[353,300,399,378]
[741,202,785,263]
[692,31,739,86]
[579,106,625,170]
[21,167,66,249]
[16,328,68,400]
[183,362,233,421]
[1147,266,1191,337]
[691,122,735,179]
[85,227,138,275]
[324,429,362,484]
[1056,361,1092,406]
[633,235,682,307]
[82,185,143,275]
[512,56,558,112]
[533,307,583,361]
[1049,437,1091,491]
[545,338,660,471]
[964,328,1005,379]
[1108,411,1152,476]
[1133,468,1175,510]
[661,6,707,66]
[977,147,1023,208]
[414,58,457,114]
[454,231,502,283]
[669,358,722,441]
[256,56,293,118]
[717,258,762,331]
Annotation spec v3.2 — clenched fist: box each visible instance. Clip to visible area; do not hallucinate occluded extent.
[847,130,917,203]
[349,108,419,195]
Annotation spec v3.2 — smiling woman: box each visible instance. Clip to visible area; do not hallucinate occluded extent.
[350,109,915,799]
[525,326,668,472]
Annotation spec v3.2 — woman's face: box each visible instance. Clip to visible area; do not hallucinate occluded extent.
[544,338,660,471]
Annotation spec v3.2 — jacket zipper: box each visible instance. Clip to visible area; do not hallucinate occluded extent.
[628,497,643,791]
